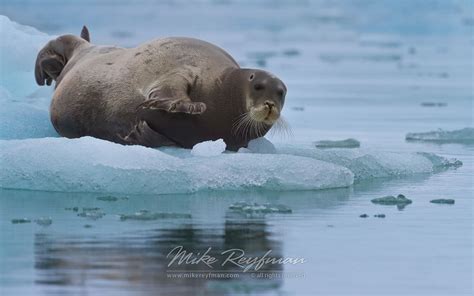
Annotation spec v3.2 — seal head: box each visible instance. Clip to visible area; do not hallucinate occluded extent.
[226,69,287,145]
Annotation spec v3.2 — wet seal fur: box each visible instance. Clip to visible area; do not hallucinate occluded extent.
[35,27,287,150]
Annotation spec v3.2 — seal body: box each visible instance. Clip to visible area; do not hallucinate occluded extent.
[35,32,287,150]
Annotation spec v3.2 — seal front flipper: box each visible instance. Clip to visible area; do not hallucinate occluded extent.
[119,121,176,147]
[138,88,207,115]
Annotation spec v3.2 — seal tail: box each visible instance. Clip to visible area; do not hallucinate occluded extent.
[80,26,90,42]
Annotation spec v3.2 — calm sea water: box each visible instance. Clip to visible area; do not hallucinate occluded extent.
[1,0,473,295]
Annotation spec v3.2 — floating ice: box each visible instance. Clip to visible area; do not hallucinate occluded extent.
[11,218,31,224]
[77,207,106,220]
[34,217,53,226]
[406,128,474,143]
[275,144,462,181]
[371,194,412,206]
[191,139,226,156]
[97,195,120,202]
[430,199,455,205]
[229,202,292,215]
[314,138,360,148]
[0,137,354,194]
[119,210,192,221]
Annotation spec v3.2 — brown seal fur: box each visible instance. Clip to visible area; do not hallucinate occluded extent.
[35,28,287,150]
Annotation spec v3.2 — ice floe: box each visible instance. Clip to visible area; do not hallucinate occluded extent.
[275,144,461,181]
[406,128,474,143]
[0,137,354,193]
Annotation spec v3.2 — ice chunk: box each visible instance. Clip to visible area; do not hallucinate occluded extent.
[97,195,119,202]
[430,199,455,205]
[229,202,292,214]
[247,137,277,154]
[275,144,462,181]
[371,194,413,208]
[11,218,31,224]
[406,128,474,143]
[314,138,360,148]
[77,207,106,220]
[0,137,354,194]
[119,210,191,221]
[191,139,226,156]
[34,217,53,226]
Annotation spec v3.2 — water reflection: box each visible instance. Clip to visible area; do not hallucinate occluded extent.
[34,215,283,295]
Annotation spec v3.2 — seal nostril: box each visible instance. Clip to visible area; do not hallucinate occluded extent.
[265,101,275,109]
[254,83,264,91]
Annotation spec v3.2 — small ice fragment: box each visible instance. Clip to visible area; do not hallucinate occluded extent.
[77,208,105,220]
[420,102,447,107]
[406,128,474,143]
[247,137,277,154]
[374,214,386,218]
[371,194,412,208]
[11,218,31,224]
[282,49,300,57]
[314,138,360,148]
[430,199,455,205]
[35,217,52,226]
[97,195,119,202]
[359,214,369,218]
[228,202,292,215]
[291,106,305,111]
[119,210,191,221]
[191,139,226,156]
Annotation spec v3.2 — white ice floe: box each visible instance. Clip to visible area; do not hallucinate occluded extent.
[0,137,354,194]
[275,144,461,181]
[406,128,474,143]
[191,139,226,156]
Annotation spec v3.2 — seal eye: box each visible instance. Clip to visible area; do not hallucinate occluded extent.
[254,83,264,91]
[249,74,255,81]
[276,88,285,97]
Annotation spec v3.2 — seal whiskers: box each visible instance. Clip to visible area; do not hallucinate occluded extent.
[270,116,293,139]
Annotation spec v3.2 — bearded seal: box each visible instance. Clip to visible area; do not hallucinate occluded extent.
[35,27,287,150]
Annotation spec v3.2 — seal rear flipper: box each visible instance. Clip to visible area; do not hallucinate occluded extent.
[35,44,65,86]
[35,33,89,86]
[119,121,177,147]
